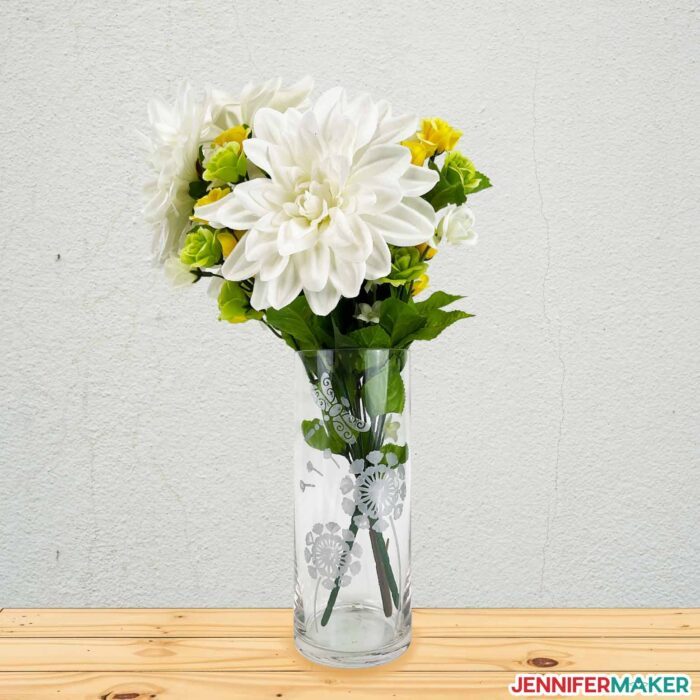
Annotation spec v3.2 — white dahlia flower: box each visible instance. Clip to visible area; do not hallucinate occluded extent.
[195,88,439,315]
[431,204,477,247]
[211,76,314,132]
[143,82,211,264]
[143,78,314,264]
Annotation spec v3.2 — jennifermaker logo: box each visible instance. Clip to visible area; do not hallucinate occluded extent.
[509,673,692,696]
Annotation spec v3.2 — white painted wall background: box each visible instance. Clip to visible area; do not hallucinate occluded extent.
[1,0,698,607]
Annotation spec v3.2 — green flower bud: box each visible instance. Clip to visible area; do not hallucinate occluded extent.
[379,246,428,287]
[179,226,222,268]
[203,141,247,184]
[218,281,264,324]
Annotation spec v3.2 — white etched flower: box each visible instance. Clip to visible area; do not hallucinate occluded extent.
[143,82,212,263]
[355,301,382,324]
[195,88,439,315]
[342,450,407,532]
[304,521,362,589]
[431,204,477,248]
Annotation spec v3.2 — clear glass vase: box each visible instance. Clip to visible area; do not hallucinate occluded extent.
[293,349,411,668]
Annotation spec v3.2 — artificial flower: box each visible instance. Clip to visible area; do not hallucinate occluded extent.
[417,117,462,154]
[416,242,437,260]
[355,301,382,324]
[143,82,213,263]
[442,151,485,195]
[217,230,238,258]
[202,142,247,183]
[379,246,428,287]
[180,226,223,268]
[401,138,433,166]
[195,88,438,315]
[210,77,314,135]
[431,204,477,247]
[163,253,197,287]
[218,281,264,323]
[191,187,231,223]
[411,273,429,296]
[384,418,400,441]
[212,125,250,148]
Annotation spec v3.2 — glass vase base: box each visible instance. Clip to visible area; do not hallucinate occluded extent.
[294,605,411,668]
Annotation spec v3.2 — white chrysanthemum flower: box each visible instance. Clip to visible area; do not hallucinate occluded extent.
[143,82,212,264]
[144,78,315,264]
[195,88,439,315]
[431,204,477,247]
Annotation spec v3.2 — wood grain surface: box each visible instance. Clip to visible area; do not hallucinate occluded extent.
[0,609,697,699]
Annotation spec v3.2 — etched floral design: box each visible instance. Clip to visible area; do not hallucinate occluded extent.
[341,450,406,532]
[304,522,362,590]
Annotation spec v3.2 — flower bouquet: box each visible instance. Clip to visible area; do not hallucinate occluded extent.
[143,77,491,667]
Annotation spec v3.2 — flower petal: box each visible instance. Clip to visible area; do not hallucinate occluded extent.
[221,233,260,280]
[244,229,278,262]
[278,218,319,255]
[242,137,272,173]
[329,254,365,298]
[350,145,410,187]
[326,211,373,262]
[267,262,301,308]
[295,244,330,292]
[251,107,287,145]
[399,164,439,196]
[250,277,271,309]
[305,280,340,316]
[363,220,392,279]
[365,199,435,246]
[259,252,289,282]
[195,189,259,229]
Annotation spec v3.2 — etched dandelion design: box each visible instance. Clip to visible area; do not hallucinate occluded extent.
[304,522,362,590]
[340,450,406,533]
[311,373,371,444]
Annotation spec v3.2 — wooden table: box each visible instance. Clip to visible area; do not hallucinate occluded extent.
[0,609,697,698]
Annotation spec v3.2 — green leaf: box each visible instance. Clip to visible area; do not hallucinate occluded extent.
[345,325,392,348]
[301,419,346,455]
[379,298,426,347]
[188,180,209,199]
[408,308,474,343]
[423,164,468,211]
[266,296,321,350]
[362,360,405,416]
[414,291,464,313]
[465,171,492,195]
[381,442,408,466]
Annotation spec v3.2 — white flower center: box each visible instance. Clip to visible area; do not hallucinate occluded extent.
[283,181,339,228]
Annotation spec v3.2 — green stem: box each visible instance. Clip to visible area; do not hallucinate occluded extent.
[370,526,400,609]
[321,511,359,627]
[370,528,392,617]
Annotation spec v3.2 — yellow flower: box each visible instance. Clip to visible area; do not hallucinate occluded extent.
[416,243,437,260]
[216,231,237,258]
[418,117,462,154]
[212,125,250,148]
[412,273,429,296]
[401,139,435,166]
[190,187,231,223]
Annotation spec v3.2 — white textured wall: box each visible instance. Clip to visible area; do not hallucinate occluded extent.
[1,0,698,607]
